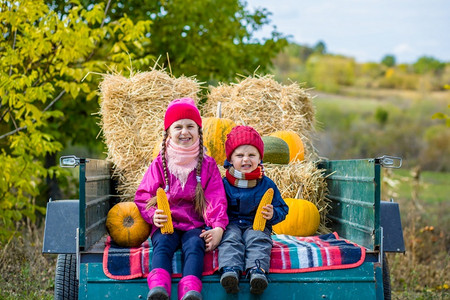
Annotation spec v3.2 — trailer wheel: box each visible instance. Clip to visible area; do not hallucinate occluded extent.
[382,254,391,300]
[54,254,78,300]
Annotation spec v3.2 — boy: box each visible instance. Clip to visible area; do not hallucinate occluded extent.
[218,126,288,295]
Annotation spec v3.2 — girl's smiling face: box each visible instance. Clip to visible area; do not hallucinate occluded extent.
[168,119,199,147]
[229,145,261,173]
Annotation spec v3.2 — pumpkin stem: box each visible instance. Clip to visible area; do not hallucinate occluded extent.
[217,102,222,118]
[123,215,135,228]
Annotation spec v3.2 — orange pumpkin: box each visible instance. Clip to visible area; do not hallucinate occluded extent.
[106,202,151,247]
[269,131,304,162]
[203,116,236,165]
[273,198,320,236]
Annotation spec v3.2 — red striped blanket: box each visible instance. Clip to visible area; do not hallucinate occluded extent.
[103,232,365,280]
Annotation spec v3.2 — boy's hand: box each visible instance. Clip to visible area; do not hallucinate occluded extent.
[261,204,274,220]
[200,227,224,252]
[153,209,168,228]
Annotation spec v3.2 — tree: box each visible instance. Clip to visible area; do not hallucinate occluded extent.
[313,41,326,55]
[0,0,151,244]
[305,55,355,92]
[413,56,445,74]
[381,55,396,67]
[1,0,287,244]
[50,0,288,84]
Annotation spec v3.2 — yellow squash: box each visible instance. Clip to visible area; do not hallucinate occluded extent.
[203,116,236,165]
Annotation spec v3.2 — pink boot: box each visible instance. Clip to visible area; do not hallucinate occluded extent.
[147,268,171,300]
[178,275,202,300]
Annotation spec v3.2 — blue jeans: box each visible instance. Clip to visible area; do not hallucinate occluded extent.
[151,227,205,278]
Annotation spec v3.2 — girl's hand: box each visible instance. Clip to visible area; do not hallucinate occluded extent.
[261,204,274,220]
[200,227,224,252]
[153,209,168,228]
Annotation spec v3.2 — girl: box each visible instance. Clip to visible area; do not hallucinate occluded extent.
[135,98,228,300]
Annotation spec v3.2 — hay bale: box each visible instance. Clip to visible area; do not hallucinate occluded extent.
[218,161,331,234]
[204,74,317,159]
[98,70,330,232]
[99,69,201,200]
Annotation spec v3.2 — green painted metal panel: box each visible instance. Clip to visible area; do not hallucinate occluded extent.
[79,161,86,249]
[79,262,381,299]
[318,159,381,250]
[78,159,113,250]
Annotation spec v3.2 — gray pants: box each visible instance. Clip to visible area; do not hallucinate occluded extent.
[218,223,273,273]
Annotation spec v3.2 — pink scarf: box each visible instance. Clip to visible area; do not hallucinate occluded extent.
[166,138,199,189]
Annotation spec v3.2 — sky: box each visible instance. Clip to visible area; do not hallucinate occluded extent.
[245,0,450,64]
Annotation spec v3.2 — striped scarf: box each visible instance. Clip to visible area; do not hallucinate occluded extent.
[224,161,264,188]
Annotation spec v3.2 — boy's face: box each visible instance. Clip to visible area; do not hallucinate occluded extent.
[230,145,261,173]
[168,119,199,148]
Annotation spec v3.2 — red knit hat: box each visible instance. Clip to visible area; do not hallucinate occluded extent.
[225,126,264,160]
[164,98,202,130]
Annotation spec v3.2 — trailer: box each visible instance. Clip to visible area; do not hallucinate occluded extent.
[43,155,404,299]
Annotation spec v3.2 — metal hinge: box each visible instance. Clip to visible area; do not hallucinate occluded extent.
[376,155,402,168]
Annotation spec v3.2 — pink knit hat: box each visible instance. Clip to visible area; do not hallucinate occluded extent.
[225,126,264,160]
[164,98,202,130]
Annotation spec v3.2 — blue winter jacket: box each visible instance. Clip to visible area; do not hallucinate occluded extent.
[223,176,289,229]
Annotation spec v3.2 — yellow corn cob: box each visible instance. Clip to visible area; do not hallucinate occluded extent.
[253,188,274,231]
[156,188,174,234]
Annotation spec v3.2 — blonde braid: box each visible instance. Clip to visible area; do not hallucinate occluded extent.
[161,131,170,191]
[194,128,207,216]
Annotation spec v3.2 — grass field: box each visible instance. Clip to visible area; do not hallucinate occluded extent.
[382,168,449,299]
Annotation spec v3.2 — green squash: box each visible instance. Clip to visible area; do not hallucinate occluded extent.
[261,136,290,164]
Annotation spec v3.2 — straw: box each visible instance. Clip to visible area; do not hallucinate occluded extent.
[203,74,317,160]
[98,68,201,201]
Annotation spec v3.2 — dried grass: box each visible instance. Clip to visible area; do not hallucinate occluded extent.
[99,68,201,200]
[204,74,317,160]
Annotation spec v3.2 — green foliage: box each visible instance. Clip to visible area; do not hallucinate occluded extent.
[432,106,450,127]
[413,56,445,74]
[381,54,396,67]
[0,0,151,244]
[145,0,287,84]
[313,41,326,55]
[420,124,450,171]
[271,43,312,82]
[314,94,449,171]
[379,67,420,90]
[432,85,450,126]
[305,54,356,92]
[272,42,449,92]
[63,0,288,84]
[374,107,389,126]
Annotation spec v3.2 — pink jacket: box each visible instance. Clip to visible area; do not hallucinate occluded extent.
[135,154,228,236]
